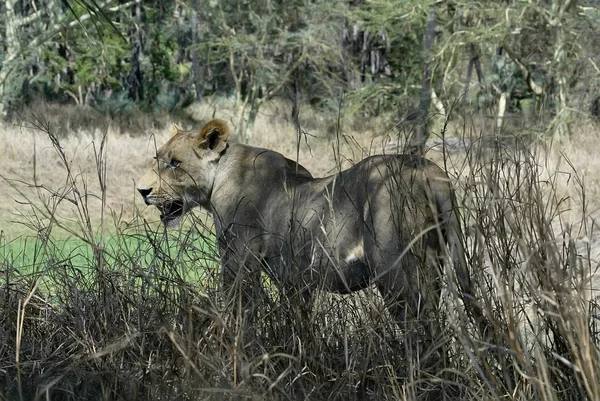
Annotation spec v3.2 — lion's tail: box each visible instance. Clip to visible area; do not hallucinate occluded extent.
[437,192,470,297]
[436,190,486,330]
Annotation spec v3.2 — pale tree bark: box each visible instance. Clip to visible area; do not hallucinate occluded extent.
[496,92,509,130]
[0,0,20,119]
[191,3,203,103]
[4,0,18,52]
[431,89,446,120]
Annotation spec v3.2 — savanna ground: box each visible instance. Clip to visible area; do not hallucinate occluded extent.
[1,99,600,400]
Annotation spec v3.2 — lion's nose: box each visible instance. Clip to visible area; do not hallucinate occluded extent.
[137,187,153,203]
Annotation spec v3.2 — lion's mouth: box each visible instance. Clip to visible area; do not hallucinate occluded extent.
[160,200,184,223]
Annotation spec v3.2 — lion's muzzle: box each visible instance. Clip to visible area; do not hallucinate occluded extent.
[137,187,153,205]
[137,185,184,225]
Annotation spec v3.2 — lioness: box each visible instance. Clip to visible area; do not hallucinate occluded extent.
[137,119,473,333]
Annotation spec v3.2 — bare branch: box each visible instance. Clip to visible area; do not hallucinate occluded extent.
[503,47,545,96]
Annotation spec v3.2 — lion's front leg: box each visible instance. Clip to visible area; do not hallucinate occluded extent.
[221,253,265,321]
[219,238,268,333]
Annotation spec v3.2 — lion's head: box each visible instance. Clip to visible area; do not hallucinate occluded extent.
[137,119,229,227]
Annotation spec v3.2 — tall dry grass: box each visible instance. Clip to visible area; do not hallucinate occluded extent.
[0,99,388,237]
[0,100,599,400]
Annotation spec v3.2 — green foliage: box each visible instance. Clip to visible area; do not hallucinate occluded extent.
[90,91,136,118]
[356,0,426,86]
[40,26,130,97]
[2,0,600,128]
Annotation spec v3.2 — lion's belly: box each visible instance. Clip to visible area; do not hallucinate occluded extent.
[286,221,370,291]
[300,241,371,293]
[259,219,369,289]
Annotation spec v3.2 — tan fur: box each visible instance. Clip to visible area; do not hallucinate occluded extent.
[137,119,475,334]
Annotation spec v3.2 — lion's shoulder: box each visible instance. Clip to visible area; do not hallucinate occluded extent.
[222,144,312,179]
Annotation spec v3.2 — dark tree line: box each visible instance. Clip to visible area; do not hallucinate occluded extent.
[2,0,600,140]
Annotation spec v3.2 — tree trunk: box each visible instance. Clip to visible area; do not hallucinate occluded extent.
[464,54,484,103]
[191,6,203,102]
[127,3,144,102]
[496,92,508,130]
[551,0,574,137]
[290,52,300,124]
[0,0,19,119]
[407,10,436,156]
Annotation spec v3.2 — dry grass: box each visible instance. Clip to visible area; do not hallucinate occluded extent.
[1,99,600,400]
[0,99,390,238]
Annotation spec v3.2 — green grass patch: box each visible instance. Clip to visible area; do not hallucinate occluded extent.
[0,227,220,295]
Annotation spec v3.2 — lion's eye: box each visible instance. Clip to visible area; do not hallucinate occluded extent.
[167,159,181,169]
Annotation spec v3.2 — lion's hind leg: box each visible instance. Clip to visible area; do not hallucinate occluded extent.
[373,251,426,333]
[373,247,445,366]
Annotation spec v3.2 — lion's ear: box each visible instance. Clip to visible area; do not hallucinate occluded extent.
[170,123,182,137]
[197,119,229,152]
